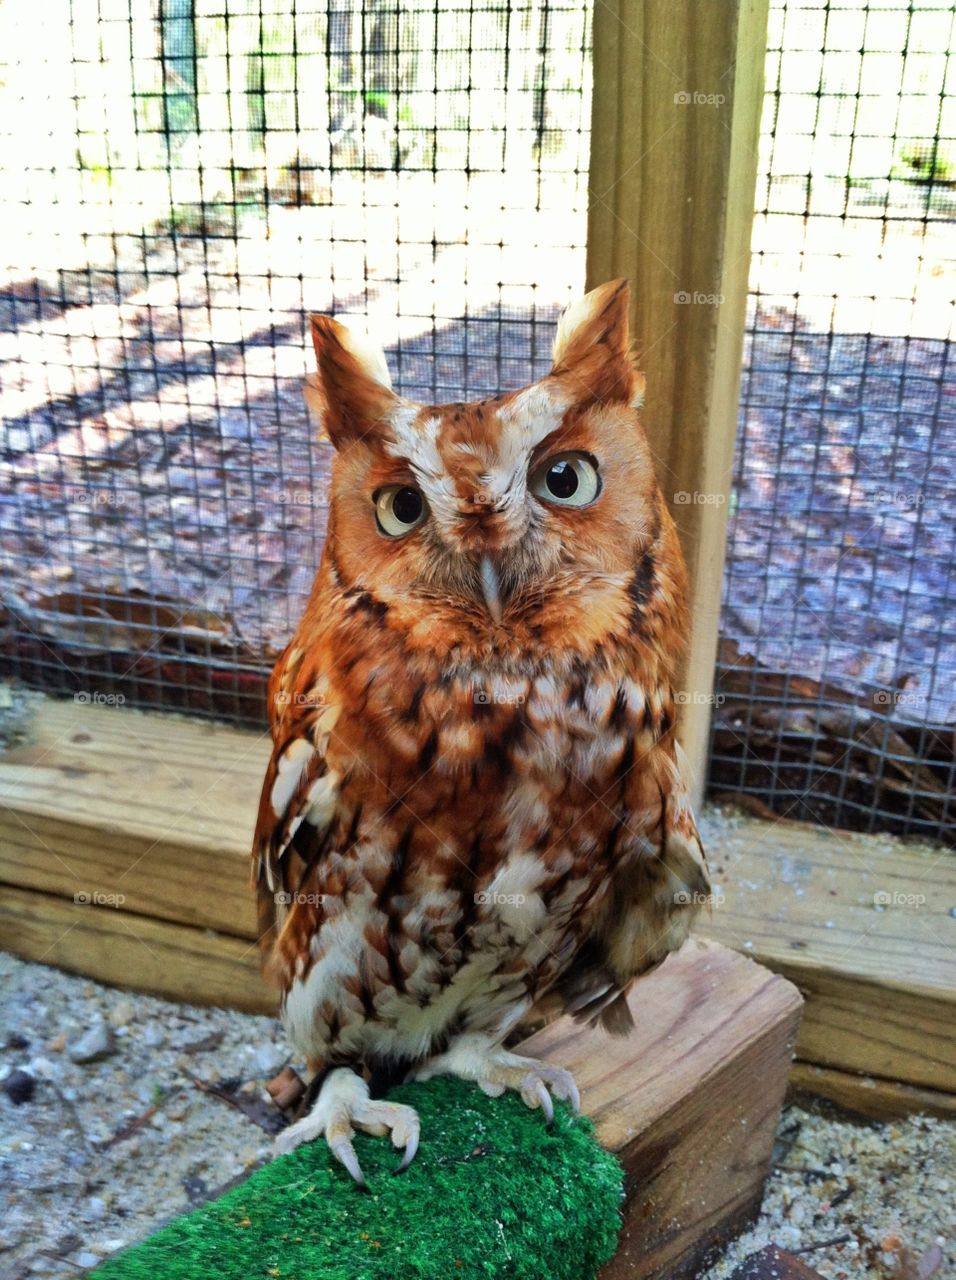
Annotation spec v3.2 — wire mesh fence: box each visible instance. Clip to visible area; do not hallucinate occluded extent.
[0,0,591,725]
[710,0,956,843]
[2,0,954,845]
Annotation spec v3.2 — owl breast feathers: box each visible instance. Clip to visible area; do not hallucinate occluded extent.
[252,279,710,1103]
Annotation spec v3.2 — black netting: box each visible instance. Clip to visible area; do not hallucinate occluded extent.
[0,0,591,724]
[710,0,956,844]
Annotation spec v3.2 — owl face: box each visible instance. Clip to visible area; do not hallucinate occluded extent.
[305,281,664,628]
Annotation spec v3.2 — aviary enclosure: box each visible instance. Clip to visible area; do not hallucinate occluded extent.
[0,2,954,1279]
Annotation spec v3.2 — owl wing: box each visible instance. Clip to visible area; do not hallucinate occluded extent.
[547,739,710,1036]
[252,642,343,958]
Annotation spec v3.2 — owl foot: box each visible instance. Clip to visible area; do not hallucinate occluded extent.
[273,1067,420,1185]
[412,1032,580,1124]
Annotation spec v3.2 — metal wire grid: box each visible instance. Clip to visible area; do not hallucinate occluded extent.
[710,0,956,843]
[0,0,592,726]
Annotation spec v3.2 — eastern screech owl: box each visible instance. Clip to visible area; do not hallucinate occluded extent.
[252,279,709,1182]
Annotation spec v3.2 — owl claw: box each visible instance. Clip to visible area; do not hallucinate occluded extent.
[329,1135,367,1188]
[412,1034,581,1125]
[273,1067,421,1186]
[394,1126,419,1175]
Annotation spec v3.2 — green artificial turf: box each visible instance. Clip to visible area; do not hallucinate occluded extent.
[92,1076,624,1280]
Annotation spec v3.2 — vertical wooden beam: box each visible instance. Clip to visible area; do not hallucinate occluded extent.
[587,0,769,804]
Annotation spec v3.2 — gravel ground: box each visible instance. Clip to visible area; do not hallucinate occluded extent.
[1,947,953,1280]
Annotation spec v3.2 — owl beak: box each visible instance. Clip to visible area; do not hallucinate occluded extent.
[479,554,504,623]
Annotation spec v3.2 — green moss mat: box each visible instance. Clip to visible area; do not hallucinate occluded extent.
[91,1077,623,1280]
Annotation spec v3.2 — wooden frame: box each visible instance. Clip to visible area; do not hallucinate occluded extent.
[587,0,770,802]
[2,701,954,1118]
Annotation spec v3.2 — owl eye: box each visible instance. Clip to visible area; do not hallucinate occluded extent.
[529,452,601,508]
[373,484,427,537]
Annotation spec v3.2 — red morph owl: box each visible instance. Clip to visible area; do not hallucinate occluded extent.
[252,279,710,1183]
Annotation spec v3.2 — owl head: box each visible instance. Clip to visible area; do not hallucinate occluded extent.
[305,280,682,641]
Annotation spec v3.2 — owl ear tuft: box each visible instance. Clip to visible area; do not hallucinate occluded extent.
[305,314,398,448]
[551,279,644,408]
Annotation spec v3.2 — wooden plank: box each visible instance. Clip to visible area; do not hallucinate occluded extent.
[522,940,802,1280]
[586,0,770,802]
[0,883,273,1014]
[788,1062,956,1121]
[697,817,956,1093]
[1,702,952,1110]
[0,699,265,938]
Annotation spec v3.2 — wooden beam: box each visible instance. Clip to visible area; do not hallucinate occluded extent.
[0,699,266,938]
[587,0,770,801]
[0,883,273,1013]
[788,1062,956,1121]
[697,816,956,1094]
[539,940,801,1280]
[1,701,952,1115]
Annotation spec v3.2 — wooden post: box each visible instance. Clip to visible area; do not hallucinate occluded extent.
[586,0,769,804]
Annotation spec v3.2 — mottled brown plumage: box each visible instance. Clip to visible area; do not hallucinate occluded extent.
[252,280,710,1180]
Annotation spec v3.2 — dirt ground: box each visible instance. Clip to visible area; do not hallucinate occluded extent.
[1,944,953,1280]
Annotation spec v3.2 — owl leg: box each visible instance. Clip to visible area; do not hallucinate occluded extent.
[411,1032,580,1123]
[273,1066,420,1185]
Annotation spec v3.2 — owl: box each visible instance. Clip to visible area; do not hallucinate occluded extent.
[252,279,710,1184]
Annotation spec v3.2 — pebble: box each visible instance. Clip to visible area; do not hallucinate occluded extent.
[74,1250,101,1269]
[108,1000,135,1029]
[2,1069,35,1105]
[68,1021,115,1064]
[85,1197,107,1222]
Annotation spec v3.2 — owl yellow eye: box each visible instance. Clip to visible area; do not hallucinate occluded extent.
[529,452,601,508]
[373,485,427,537]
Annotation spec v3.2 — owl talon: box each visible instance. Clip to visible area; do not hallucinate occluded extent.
[412,1034,581,1124]
[272,1067,421,1185]
[329,1135,367,1187]
[394,1127,419,1174]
